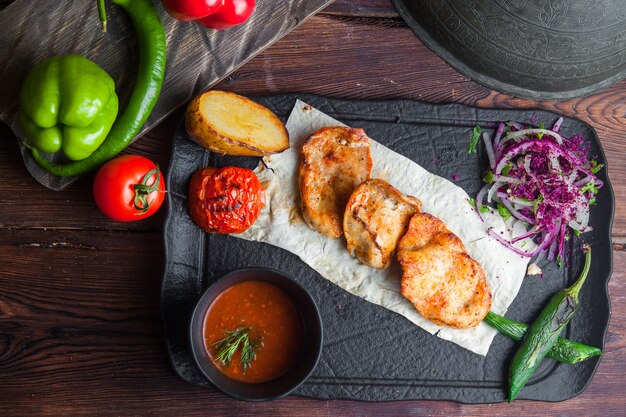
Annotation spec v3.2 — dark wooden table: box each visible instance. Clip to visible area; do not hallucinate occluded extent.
[1,1,625,416]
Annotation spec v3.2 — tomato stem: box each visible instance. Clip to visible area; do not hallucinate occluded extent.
[133,165,165,213]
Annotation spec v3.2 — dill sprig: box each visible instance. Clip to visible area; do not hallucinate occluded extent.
[212,326,260,374]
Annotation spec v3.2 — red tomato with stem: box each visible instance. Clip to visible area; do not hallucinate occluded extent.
[162,0,221,21]
[197,0,256,30]
[93,155,166,222]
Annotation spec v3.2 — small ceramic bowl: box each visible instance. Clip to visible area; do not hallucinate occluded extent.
[189,267,323,401]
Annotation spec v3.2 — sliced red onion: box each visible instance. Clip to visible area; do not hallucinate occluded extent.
[487,182,501,203]
[548,153,562,173]
[574,174,593,187]
[547,234,558,261]
[476,120,603,261]
[557,222,567,260]
[507,121,525,131]
[496,140,577,174]
[488,228,553,257]
[511,225,543,243]
[534,229,556,255]
[483,132,496,170]
[475,183,490,222]
[493,175,523,184]
[488,228,534,257]
[498,191,536,224]
[567,171,580,184]
[569,203,590,231]
[505,128,564,145]
[508,196,533,207]
[494,123,506,146]
[494,123,507,158]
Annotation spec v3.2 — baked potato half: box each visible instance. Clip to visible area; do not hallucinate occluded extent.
[185,90,289,156]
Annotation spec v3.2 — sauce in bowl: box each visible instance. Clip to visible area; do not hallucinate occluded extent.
[204,280,305,383]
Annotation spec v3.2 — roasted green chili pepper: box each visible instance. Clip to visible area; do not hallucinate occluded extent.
[19,54,119,161]
[508,245,592,402]
[484,311,601,364]
[31,0,166,177]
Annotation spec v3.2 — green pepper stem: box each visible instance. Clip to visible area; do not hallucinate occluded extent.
[97,0,107,32]
[566,244,592,302]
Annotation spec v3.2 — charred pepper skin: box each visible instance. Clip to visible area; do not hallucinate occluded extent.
[19,54,119,161]
[507,246,592,402]
[484,311,601,364]
[31,0,166,177]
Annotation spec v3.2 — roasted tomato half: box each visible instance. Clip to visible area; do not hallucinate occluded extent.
[188,166,265,234]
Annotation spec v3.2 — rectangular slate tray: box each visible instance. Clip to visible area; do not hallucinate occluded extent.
[162,94,613,403]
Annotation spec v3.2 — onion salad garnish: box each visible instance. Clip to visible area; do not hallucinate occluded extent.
[470,119,603,265]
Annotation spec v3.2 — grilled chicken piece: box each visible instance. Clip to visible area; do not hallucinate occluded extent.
[343,179,421,269]
[397,213,492,328]
[299,127,372,238]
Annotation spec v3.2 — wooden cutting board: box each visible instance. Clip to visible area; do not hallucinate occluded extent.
[0,0,332,190]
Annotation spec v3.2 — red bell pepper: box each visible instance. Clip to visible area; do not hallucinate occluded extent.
[198,0,256,30]
[161,0,221,21]
[162,0,256,29]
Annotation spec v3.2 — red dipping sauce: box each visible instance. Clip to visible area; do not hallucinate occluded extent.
[203,281,305,383]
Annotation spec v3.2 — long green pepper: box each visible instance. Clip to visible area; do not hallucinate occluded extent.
[31,0,166,177]
[508,245,592,402]
[484,312,601,364]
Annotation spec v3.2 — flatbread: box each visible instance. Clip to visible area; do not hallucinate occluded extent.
[238,100,534,355]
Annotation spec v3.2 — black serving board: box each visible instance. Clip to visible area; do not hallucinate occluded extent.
[161,94,613,403]
[391,0,626,100]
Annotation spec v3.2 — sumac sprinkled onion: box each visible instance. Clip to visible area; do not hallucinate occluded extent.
[472,118,603,263]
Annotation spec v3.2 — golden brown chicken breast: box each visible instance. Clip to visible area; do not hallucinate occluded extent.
[397,213,492,328]
[300,127,372,238]
[343,179,421,269]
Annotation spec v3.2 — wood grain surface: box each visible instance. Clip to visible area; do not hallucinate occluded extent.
[1,0,625,416]
[0,0,332,190]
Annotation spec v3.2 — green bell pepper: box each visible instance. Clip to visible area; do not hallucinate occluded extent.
[19,54,119,161]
